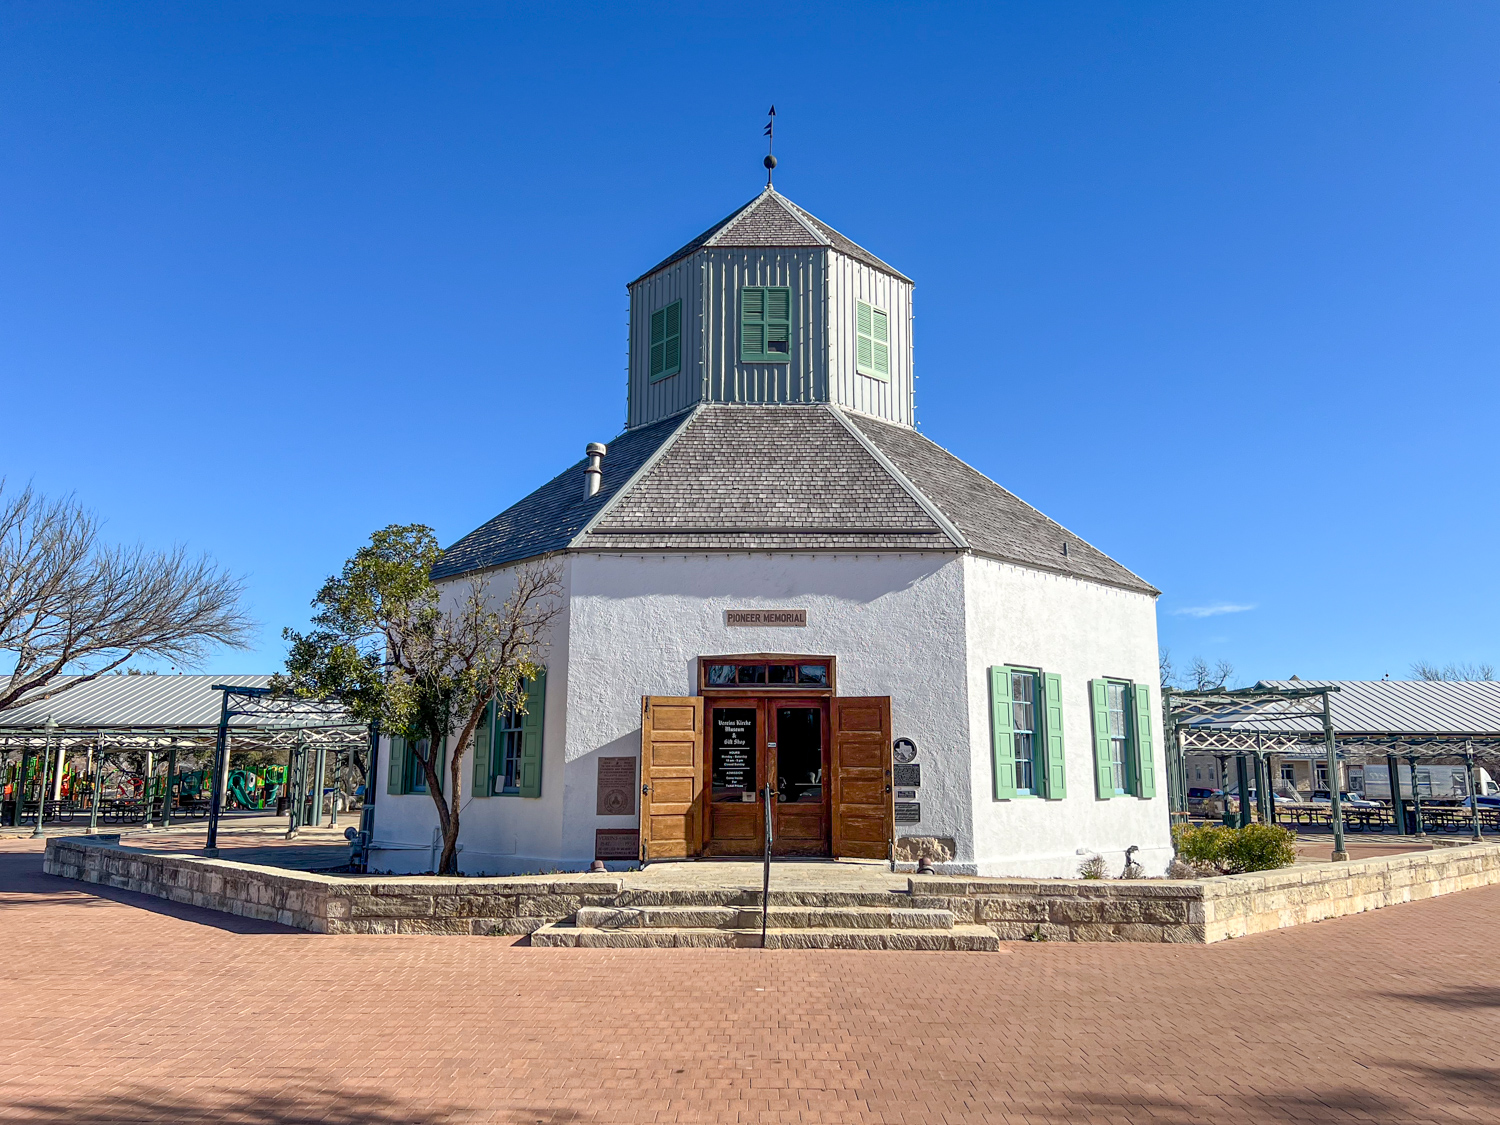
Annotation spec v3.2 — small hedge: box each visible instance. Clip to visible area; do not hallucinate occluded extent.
[1173,822,1298,875]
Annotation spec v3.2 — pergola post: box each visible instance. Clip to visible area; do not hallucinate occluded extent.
[9,746,27,827]
[311,743,327,828]
[87,733,103,835]
[1467,744,1483,843]
[1265,752,1279,825]
[1322,689,1347,861]
[159,742,180,830]
[356,722,379,873]
[1404,753,1425,837]
[30,721,55,838]
[204,689,231,857]
[329,748,340,829]
[1386,754,1405,836]
[141,748,155,828]
[1235,755,1252,828]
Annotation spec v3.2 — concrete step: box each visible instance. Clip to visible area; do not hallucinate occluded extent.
[531,922,999,951]
[574,904,956,931]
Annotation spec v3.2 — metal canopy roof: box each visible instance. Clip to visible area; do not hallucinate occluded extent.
[1184,680,1500,738]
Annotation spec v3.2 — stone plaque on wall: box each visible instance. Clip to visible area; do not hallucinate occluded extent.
[894,802,921,825]
[894,763,921,788]
[595,829,639,860]
[596,756,637,816]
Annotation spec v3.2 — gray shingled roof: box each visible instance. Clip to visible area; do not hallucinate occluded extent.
[633,188,910,284]
[434,404,1155,596]
[846,414,1157,594]
[431,412,690,579]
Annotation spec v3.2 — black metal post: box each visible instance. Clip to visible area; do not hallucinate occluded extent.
[1235,755,1252,828]
[30,724,54,838]
[1467,744,1483,842]
[1387,755,1405,836]
[356,722,378,872]
[205,689,231,856]
[9,746,28,827]
[1404,753,1425,837]
[88,734,103,835]
[1265,752,1279,825]
[1322,690,1347,860]
[761,782,773,949]
[159,743,179,830]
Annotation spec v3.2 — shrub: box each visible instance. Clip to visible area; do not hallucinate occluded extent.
[1078,854,1108,879]
[1165,858,1197,880]
[1172,822,1297,874]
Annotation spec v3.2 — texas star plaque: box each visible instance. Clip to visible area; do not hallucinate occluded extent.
[596,756,637,816]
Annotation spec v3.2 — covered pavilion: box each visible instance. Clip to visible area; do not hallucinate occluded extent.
[0,674,369,845]
[1165,679,1500,857]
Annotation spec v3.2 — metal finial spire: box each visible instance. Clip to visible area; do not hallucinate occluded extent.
[763,105,777,186]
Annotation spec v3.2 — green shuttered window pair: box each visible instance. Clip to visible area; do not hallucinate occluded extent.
[740,287,791,363]
[1089,680,1155,800]
[989,667,1066,800]
[470,669,547,799]
[855,300,890,380]
[649,301,681,382]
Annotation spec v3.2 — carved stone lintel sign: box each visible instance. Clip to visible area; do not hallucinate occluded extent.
[726,609,807,627]
[595,829,639,860]
[596,756,637,816]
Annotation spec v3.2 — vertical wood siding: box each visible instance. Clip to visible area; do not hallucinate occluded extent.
[700,248,826,407]
[825,250,914,426]
[626,257,702,429]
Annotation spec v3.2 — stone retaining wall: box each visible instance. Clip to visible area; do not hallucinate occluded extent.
[42,836,625,935]
[43,836,1500,943]
[913,840,1500,942]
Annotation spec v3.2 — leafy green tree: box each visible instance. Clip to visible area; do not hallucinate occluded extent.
[275,524,563,873]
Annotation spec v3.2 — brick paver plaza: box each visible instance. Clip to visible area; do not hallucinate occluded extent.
[3,836,1499,1124]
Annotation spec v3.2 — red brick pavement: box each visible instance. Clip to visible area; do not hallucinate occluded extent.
[2,837,1498,1125]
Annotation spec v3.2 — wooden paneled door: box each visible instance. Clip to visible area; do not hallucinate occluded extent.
[704,700,765,856]
[640,696,704,860]
[831,696,893,860]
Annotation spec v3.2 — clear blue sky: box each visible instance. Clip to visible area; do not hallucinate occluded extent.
[3,3,1497,683]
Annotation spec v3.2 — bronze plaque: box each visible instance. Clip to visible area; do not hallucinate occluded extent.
[596,756,637,816]
[595,829,640,860]
[725,609,807,627]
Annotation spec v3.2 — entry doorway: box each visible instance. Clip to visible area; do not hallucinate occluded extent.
[704,698,831,857]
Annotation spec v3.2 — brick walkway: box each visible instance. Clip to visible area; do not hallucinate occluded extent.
[2,839,1498,1124]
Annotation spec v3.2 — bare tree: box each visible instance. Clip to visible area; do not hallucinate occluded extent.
[1411,660,1495,682]
[1187,656,1236,691]
[0,482,253,713]
[276,525,563,874]
[1159,647,1176,689]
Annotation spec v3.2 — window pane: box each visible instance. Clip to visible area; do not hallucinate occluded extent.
[707,664,737,686]
[767,664,797,684]
[1010,673,1036,795]
[737,664,766,684]
[798,664,828,685]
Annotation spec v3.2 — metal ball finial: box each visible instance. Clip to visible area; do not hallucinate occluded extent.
[764,154,777,170]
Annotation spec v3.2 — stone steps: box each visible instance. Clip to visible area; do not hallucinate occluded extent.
[531,921,1000,951]
[574,904,956,931]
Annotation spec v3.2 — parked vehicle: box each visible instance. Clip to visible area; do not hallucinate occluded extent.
[1310,790,1381,808]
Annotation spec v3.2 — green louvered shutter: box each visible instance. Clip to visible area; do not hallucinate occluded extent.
[663,300,680,375]
[872,307,890,378]
[1042,673,1067,799]
[765,287,790,356]
[650,308,666,377]
[386,736,405,795]
[1090,680,1115,799]
[518,669,546,798]
[1132,684,1156,799]
[856,301,874,374]
[472,701,493,798]
[990,667,1017,799]
[741,288,765,360]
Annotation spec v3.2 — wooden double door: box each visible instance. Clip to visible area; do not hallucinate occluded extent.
[640,694,893,861]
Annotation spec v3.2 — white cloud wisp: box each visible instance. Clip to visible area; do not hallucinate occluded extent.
[1171,603,1256,619]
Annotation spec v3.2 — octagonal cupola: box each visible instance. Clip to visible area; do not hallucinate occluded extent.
[625,186,914,429]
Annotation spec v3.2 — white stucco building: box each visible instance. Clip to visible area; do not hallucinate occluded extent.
[371,184,1169,878]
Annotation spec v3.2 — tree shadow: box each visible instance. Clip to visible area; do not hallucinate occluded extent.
[7,1085,596,1125]
[1378,985,1500,1010]
[0,848,297,935]
[1057,1083,1442,1125]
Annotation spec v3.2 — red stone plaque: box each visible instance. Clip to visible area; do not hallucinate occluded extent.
[595,829,639,860]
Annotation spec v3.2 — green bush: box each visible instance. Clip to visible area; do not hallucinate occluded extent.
[1173,822,1297,874]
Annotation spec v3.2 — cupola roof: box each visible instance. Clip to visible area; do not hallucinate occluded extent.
[632,187,910,285]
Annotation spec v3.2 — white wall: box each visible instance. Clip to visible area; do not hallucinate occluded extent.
[963,555,1170,878]
[564,551,973,866]
[369,560,574,875]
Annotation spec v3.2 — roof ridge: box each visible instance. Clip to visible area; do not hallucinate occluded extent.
[826,406,966,550]
[778,196,910,282]
[567,406,703,549]
[761,189,831,246]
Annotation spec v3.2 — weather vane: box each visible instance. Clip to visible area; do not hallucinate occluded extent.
[763,105,776,186]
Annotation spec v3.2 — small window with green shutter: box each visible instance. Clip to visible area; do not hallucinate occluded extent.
[991,666,1061,798]
[494,669,546,798]
[855,300,890,380]
[471,702,493,798]
[1091,679,1154,798]
[741,287,791,363]
[386,735,407,795]
[649,300,681,382]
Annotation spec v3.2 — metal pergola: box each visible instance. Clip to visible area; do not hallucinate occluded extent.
[0,679,370,851]
[1163,684,1500,859]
